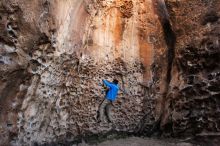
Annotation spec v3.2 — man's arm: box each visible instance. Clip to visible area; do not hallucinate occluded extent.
[103,80,113,88]
[119,87,129,95]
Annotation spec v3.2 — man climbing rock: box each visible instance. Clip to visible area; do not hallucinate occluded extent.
[97,79,119,123]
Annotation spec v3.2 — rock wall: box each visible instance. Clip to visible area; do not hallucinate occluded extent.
[160,0,220,137]
[0,0,165,145]
[0,0,219,145]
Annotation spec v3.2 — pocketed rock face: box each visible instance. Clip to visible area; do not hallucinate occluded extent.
[0,0,219,145]
[160,0,220,137]
[0,0,167,145]
[18,54,147,144]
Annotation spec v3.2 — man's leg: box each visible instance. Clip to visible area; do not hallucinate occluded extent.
[98,98,108,122]
[105,101,113,123]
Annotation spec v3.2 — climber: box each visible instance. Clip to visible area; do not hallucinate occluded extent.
[97,79,119,123]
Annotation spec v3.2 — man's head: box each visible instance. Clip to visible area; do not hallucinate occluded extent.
[112,79,119,85]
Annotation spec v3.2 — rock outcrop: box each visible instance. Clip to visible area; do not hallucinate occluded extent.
[160,0,220,137]
[0,0,219,145]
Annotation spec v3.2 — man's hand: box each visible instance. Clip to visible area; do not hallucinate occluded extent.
[138,82,150,88]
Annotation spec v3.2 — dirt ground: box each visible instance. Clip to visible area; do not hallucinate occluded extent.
[78,137,195,146]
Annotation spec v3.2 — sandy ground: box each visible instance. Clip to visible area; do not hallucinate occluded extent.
[78,137,194,146]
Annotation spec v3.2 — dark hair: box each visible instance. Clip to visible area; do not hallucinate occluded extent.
[113,79,119,85]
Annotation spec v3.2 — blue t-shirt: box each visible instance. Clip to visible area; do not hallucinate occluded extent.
[103,80,119,101]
